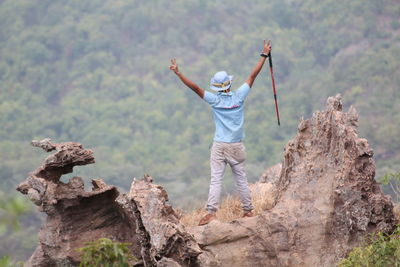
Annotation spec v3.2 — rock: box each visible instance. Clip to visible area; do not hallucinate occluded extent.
[117,176,202,266]
[91,178,108,190]
[156,257,182,267]
[326,93,343,111]
[18,140,201,267]
[259,163,282,186]
[18,95,396,267]
[27,188,41,205]
[188,94,396,266]
[31,138,56,152]
[17,141,140,266]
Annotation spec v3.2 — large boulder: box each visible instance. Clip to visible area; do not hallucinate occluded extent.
[189,94,396,266]
[116,174,202,266]
[17,140,200,267]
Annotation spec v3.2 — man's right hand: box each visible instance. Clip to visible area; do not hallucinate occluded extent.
[262,40,272,55]
[169,58,180,75]
[246,39,271,88]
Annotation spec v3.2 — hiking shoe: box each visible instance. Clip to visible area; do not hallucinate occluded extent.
[198,213,216,226]
[242,211,254,218]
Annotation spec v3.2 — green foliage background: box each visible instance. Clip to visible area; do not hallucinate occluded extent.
[339,225,400,267]
[0,0,399,262]
[77,238,136,267]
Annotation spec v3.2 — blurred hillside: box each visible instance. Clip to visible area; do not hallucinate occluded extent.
[0,0,399,260]
[1,0,399,202]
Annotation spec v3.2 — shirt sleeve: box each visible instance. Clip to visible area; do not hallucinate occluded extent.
[203,91,219,105]
[236,83,251,101]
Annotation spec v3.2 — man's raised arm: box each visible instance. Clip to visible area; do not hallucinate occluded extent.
[246,40,272,88]
[169,59,204,99]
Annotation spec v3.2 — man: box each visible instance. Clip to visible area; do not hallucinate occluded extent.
[170,40,272,226]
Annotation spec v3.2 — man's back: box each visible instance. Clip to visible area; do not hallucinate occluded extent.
[204,83,251,143]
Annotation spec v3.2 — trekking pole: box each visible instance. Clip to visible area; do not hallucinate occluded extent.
[268,51,281,126]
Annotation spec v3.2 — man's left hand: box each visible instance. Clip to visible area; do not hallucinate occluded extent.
[169,58,180,75]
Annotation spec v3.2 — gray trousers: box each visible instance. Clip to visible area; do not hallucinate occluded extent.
[206,141,254,213]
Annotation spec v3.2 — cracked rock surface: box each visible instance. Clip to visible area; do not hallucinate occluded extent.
[189,94,395,266]
[17,140,199,267]
[18,95,395,267]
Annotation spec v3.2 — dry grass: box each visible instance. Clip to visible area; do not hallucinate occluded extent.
[180,182,276,227]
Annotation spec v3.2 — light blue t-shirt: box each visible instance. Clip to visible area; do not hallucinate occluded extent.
[203,83,251,143]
